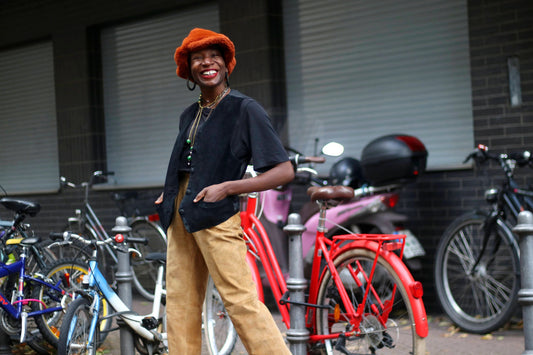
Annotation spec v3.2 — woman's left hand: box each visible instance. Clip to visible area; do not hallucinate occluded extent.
[194,183,228,203]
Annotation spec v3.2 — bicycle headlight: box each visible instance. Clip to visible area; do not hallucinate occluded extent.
[484,188,499,203]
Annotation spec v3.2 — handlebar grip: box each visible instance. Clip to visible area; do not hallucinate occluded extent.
[125,236,149,245]
[292,155,326,165]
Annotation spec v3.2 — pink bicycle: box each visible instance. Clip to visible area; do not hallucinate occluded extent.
[203,156,428,355]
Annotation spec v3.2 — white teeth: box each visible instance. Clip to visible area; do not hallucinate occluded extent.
[202,70,216,76]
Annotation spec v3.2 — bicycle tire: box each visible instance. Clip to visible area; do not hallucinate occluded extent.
[203,276,238,355]
[434,211,520,334]
[0,275,54,355]
[57,296,100,355]
[31,258,111,346]
[130,219,167,300]
[315,248,425,355]
[22,241,60,354]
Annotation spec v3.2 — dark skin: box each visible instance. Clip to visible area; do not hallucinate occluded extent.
[156,47,294,205]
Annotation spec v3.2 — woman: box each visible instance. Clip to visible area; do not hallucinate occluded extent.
[156,28,293,354]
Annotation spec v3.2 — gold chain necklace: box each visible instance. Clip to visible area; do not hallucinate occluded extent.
[185,87,230,166]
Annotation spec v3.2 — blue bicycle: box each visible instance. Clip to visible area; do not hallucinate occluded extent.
[0,198,88,352]
[56,229,167,355]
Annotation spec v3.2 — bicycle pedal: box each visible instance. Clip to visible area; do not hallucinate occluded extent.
[142,316,158,330]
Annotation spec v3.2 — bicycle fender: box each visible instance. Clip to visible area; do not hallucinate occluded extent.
[328,240,429,338]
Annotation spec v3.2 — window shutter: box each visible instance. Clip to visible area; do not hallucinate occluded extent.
[101,4,219,187]
[283,0,473,173]
[0,41,59,194]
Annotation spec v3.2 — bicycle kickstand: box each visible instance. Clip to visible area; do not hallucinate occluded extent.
[334,333,365,355]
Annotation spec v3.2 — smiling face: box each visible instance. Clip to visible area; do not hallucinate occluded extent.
[189,47,227,91]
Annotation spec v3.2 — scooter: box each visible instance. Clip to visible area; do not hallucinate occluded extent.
[256,134,426,279]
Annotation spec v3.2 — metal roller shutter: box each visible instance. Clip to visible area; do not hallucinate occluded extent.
[0,41,59,194]
[101,3,219,188]
[283,0,473,173]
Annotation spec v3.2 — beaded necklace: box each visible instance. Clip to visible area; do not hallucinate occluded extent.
[185,86,230,166]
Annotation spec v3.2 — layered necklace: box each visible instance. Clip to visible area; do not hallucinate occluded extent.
[185,86,230,166]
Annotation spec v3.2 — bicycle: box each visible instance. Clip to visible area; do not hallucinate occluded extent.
[58,171,167,300]
[0,198,57,275]
[434,144,533,334]
[203,157,428,355]
[56,228,168,355]
[0,197,90,353]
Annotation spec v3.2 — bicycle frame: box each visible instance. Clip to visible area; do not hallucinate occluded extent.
[75,249,166,350]
[63,173,168,301]
[0,244,67,341]
[240,190,429,344]
[70,201,118,265]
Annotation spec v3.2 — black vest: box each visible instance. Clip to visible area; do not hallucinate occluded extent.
[157,91,251,233]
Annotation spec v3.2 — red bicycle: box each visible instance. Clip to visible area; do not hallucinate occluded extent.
[203,159,428,354]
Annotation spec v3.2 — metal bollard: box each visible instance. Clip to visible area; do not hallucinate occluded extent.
[513,210,533,355]
[283,213,309,355]
[112,216,135,355]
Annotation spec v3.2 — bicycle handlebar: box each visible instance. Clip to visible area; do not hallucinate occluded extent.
[290,154,326,166]
[49,231,148,247]
[60,171,116,189]
[464,144,532,168]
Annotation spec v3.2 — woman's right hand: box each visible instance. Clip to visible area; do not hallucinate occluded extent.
[155,192,163,204]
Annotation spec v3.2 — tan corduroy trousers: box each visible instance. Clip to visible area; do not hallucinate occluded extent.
[165,175,291,354]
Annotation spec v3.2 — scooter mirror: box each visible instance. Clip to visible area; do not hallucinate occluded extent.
[322,142,344,157]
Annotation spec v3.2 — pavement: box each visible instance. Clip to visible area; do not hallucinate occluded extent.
[95,295,526,355]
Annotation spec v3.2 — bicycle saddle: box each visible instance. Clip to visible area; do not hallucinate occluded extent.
[0,198,41,217]
[307,185,354,202]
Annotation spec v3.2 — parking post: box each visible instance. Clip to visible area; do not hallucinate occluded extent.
[513,210,533,355]
[112,216,135,355]
[283,213,309,355]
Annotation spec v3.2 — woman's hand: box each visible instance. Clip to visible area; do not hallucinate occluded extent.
[193,161,294,203]
[194,183,228,203]
[155,192,164,204]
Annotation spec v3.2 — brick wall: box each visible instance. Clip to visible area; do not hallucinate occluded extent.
[399,0,533,311]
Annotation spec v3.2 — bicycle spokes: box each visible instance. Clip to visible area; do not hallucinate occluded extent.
[316,249,417,354]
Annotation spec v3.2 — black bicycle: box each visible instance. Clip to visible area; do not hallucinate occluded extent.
[54,171,167,300]
[434,144,533,334]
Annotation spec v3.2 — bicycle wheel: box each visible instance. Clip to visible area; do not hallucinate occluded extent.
[21,241,60,354]
[57,296,100,355]
[315,248,425,355]
[31,258,111,346]
[434,211,520,334]
[0,273,53,354]
[203,276,238,355]
[130,219,167,300]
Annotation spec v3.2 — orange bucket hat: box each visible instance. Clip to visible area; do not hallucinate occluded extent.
[174,28,236,80]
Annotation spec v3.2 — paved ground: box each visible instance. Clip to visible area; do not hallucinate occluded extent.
[96,296,526,355]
